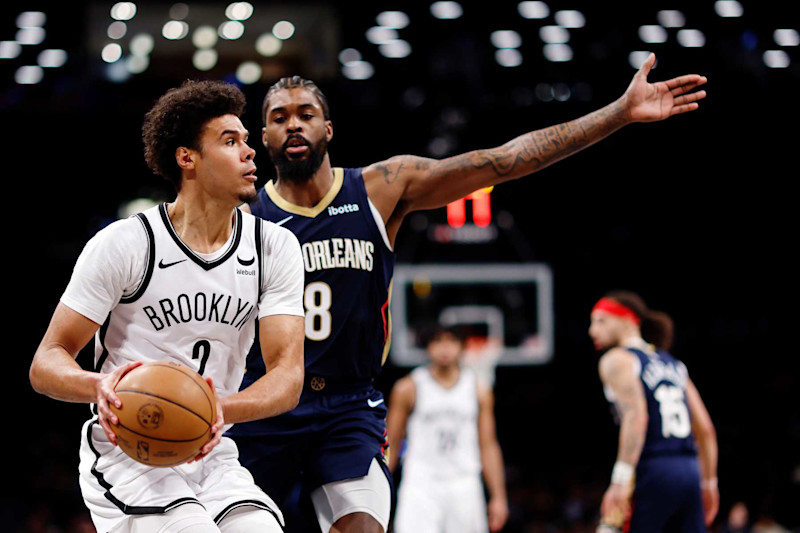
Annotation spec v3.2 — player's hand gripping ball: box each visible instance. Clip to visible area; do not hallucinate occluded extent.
[109,361,217,467]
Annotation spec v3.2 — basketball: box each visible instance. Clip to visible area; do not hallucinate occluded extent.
[109,361,216,467]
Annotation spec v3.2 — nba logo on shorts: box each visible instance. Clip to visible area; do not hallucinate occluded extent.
[137,440,150,461]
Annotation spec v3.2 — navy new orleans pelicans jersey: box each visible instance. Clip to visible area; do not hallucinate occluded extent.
[628,346,697,459]
[241,167,395,385]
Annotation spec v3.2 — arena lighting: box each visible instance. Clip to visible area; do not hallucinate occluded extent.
[108,21,127,40]
[763,50,790,68]
[119,198,159,218]
[162,20,190,40]
[225,2,254,21]
[102,43,123,63]
[714,0,743,17]
[366,26,397,45]
[535,83,553,101]
[338,48,362,64]
[169,3,190,20]
[491,30,522,49]
[193,49,218,71]
[496,48,523,67]
[16,27,46,46]
[255,33,282,56]
[774,29,800,47]
[657,10,685,28]
[342,60,374,80]
[193,26,218,49]
[639,25,668,44]
[677,29,705,47]
[543,43,572,62]
[517,1,549,19]
[236,61,262,84]
[16,11,46,28]
[0,41,22,59]
[272,21,295,40]
[37,49,67,68]
[554,10,585,29]
[111,2,137,21]
[130,33,154,56]
[379,40,411,58]
[430,1,463,20]
[125,54,149,74]
[377,11,409,29]
[218,21,245,40]
[447,188,493,228]
[15,65,44,84]
[552,82,570,101]
[105,60,130,82]
[628,50,653,69]
[539,26,569,44]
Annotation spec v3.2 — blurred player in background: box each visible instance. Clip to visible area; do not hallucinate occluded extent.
[589,291,719,532]
[228,53,708,533]
[29,80,305,533]
[387,325,508,533]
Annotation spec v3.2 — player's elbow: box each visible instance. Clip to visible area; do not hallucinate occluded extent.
[29,354,48,396]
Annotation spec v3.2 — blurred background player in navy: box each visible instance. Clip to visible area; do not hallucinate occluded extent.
[589,291,719,532]
[386,325,508,533]
[227,54,708,533]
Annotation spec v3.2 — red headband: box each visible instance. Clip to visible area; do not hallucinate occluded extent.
[592,297,641,326]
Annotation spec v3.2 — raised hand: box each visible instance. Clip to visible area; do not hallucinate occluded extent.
[622,53,708,122]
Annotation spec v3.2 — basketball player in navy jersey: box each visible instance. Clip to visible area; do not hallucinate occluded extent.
[30,80,305,532]
[228,53,708,533]
[387,326,508,533]
[588,291,719,532]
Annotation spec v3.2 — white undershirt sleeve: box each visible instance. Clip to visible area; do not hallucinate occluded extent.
[258,223,305,319]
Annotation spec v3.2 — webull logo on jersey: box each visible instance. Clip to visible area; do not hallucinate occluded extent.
[302,238,374,272]
[142,293,256,331]
[327,203,359,216]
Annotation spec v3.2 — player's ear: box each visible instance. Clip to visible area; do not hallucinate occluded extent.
[325,119,333,142]
[175,146,196,171]
[262,127,269,148]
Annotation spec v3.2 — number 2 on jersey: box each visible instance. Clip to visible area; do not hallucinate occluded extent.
[192,340,211,375]
[304,282,332,341]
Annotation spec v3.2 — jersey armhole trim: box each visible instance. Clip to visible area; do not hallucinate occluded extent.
[120,213,155,304]
[368,198,393,252]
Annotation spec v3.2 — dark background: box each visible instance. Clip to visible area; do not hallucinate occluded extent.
[1,1,789,532]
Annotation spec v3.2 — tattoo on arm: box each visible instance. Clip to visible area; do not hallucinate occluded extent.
[464,100,626,179]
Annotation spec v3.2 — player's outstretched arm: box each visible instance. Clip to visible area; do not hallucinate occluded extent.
[221,314,304,424]
[29,302,142,444]
[597,349,649,529]
[477,384,509,533]
[686,378,719,526]
[363,53,706,231]
[386,375,415,473]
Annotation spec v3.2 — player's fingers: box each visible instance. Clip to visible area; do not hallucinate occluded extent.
[669,102,700,116]
[637,52,655,78]
[674,90,707,106]
[664,74,705,91]
[671,78,707,96]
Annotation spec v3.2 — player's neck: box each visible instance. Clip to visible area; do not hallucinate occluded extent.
[428,363,461,387]
[167,195,236,254]
[621,335,650,350]
[273,156,335,208]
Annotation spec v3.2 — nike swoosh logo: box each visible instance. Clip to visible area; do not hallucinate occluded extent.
[275,216,293,226]
[367,398,385,408]
[158,258,187,269]
[237,256,255,266]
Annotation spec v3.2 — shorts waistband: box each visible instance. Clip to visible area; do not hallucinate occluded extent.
[303,375,374,393]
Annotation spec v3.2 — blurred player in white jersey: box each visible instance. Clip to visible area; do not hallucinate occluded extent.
[29,80,305,533]
[387,326,508,533]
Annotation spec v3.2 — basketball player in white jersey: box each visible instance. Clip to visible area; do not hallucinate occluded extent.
[29,80,305,533]
[387,326,508,533]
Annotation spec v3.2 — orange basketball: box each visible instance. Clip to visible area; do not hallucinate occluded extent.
[109,361,216,467]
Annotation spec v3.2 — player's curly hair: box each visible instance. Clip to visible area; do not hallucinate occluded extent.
[142,80,246,191]
[605,290,674,351]
[262,75,331,124]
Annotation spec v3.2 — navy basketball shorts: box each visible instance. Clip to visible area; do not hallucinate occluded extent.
[229,382,390,507]
[627,455,705,533]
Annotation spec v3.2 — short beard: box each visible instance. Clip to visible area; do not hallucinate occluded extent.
[238,187,258,205]
[269,135,327,184]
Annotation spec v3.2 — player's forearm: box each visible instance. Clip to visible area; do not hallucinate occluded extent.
[469,98,629,184]
[481,441,508,502]
[29,346,102,403]
[694,424,718,481]
[616,409,648,466]
[222,363,303,423]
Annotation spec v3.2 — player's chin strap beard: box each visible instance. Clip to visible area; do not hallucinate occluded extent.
[270,137,327,183]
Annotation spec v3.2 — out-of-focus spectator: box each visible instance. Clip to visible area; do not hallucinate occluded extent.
[722,502,750,533]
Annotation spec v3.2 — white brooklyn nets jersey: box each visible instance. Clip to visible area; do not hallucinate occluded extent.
[403,366,482,480]
[61,203,304,400]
